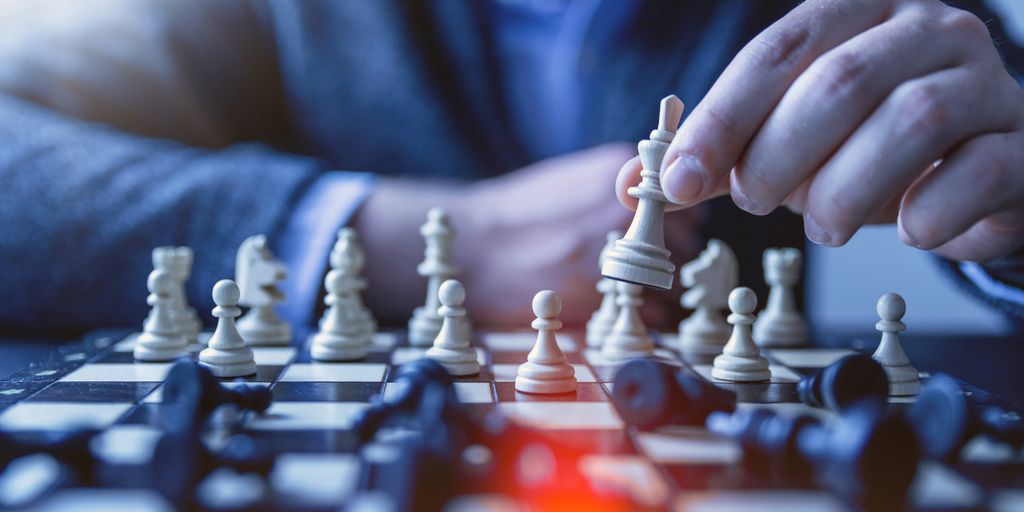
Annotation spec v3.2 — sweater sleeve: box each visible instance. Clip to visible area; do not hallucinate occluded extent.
[0,0,368,334]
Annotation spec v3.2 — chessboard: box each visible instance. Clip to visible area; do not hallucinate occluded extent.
[0,327,1021,512]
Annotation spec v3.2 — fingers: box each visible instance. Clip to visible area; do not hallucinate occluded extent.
[660,0,892,206]
[900,131,1024,260]
[733,6,974,214]
[802,65,1018,246]
[615,156,642,211]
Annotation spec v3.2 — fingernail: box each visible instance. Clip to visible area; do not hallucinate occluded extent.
[804,214,835,246]
[897,222,922,249]
[662,155,705,203]
[730,182,772,216]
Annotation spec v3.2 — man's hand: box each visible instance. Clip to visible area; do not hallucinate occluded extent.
[619,0,1024,262]
[358,143,700,329]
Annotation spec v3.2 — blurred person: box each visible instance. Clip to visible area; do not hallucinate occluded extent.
[0,0,1020,336]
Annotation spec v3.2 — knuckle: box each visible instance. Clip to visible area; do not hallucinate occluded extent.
[940,8,990,39]
[890,82,952,140]
[750,25,812,69]
[808,50,870,98]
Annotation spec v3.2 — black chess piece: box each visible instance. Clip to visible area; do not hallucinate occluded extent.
[352,358,459,443]
[707,401,919,509]
[907,373,1024,460]
[797,354,889,411]
[0,429,97,479]
[153,428,274,508]
[161,358,272,432]
[612,359,736,430]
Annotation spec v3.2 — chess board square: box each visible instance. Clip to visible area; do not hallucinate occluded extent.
[765,348,857,368]
[92,425,163,464]
[272,382,382,402]
[715,382,800,404]
[246,429,360,454]
[910,462,984,509]
[29,382,158,403]
[143,381,270,404]
[227,365,284,383]
[494,382,608,402]
[673,490,847,512]
[272,453,360,505]
[498,402,622,429]
[691,364,802,384]
[252,347,297,366]
[390,347,487,367]
[62,363,172,383]
[636,427,741,465]
[481,331,578,352]
[0,402,131,431]
[380,381,494,404]
[247,402,369,430]
[32,489,173,512]
[579,454,670,507]
[279,364,386,383]
[490,364,596,383]
[735,402,832,419]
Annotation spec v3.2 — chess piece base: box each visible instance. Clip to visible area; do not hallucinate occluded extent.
[711,353,771,382]
[408,307,442,346]
[883,364,921,396]
[200,360,257,378]
[516,375,577,394]
[425,346,479,376]
[238,313,292,347]
[310,332,370,361]
[134,333,187,362]
[602,260,673,291]
[753,313,808,347]
[601,342,655,362]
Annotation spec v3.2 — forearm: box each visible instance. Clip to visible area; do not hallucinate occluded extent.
[0,95,321,335]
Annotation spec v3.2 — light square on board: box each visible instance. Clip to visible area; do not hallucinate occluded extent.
[498,402,622,429]
[0,402,132,431]
[578,454,671,508]
[246,402,369,430]
[481,331,578,352]
[765,348,857,369]
[62,363,173,383]
[279,363,386,383]
[252,347,296,366]
[91,425,163,465]
[114,332,211,353]
[491,364,596,383]
[636,427,741,465]
[583,348,680,368]
[32,489,174,512]
[674,490,848,512]
[272,453,361,506]
[382,381,494,404]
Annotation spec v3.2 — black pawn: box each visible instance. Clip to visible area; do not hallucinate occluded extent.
[908,373,1024,460]
[153,429,274,507]
[352,358,459,443]
[161,358,272,432]
[797,354,888,411]
[612,359,736,431]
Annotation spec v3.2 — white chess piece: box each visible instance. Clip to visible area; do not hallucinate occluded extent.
[678,239,738,360]
[332,228,377,335]
[601,95,683,290]
[235,235,292,346]
[712,287,771,382]
[311,238,372,361]
[872,293,920,396]
[516,290,577,394]
[753,248,808,347]
[409,208,460,346]
[586,231,622,348]
[199,280,257,377]
[135,268,189,361]
[150,247,201,344]
[425,279,479,376]
[601,282,655,361]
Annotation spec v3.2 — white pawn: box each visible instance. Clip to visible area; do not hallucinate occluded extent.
[753,248,808,347]
[585,231,621,348]
[517,291,577,394]
[135,269,189,361]
[712,287,771,382]
[872,293,920,396]
[311,245,372,361]
[601,282,655,361]
[199,280,257,377]
[425,280,479,376]
[409,208,459,346]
